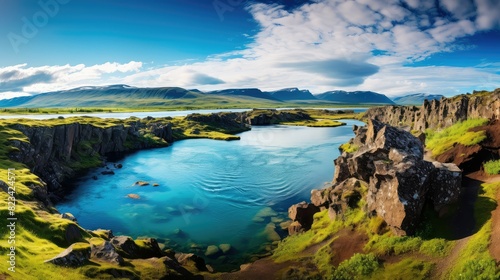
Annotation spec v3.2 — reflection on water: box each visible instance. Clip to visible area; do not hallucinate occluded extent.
[57,120,365,270]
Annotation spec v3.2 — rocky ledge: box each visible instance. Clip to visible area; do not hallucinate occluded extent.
[289,119,462,236]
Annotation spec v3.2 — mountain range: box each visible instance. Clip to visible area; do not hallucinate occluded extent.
[391,93,444,105]
[0,85,405,108]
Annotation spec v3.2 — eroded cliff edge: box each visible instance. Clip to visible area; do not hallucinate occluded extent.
[364,89,500,131]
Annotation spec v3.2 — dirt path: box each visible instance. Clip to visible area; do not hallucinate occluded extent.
[431,236,470,279]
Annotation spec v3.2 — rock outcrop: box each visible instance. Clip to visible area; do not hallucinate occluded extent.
[296,119,462,235]
[8,119,174,193]
[244,109,313,125]
[45,243,91,267]
[364,89,500,132]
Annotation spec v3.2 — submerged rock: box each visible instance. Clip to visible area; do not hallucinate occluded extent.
[127,194,140,199]
[205,245,220,257]
[219,243,232,254]
[135,181,150,186]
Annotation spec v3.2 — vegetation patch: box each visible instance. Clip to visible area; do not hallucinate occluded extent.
[425,118,488,156]
[447,182,500,279]
[484,159,500,175]
[339,143,359,153]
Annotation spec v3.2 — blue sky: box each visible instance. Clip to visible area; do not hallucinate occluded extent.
[0,0,499,99]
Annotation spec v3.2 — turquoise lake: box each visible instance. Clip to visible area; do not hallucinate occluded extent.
[57,120,365,270]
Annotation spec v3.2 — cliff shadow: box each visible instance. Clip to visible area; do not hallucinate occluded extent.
[416,176,496,241]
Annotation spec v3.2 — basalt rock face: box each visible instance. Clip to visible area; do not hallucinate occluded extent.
[244,109,313,125]
[309,120,462,235]
[8,119,173,193]
[364,89,500,131]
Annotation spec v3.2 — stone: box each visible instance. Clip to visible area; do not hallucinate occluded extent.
[279,220,292,230]
[175,253,208,272]
[288,202,319,231]
[127,194,140,199]
[153,183,160,187]
[45,243,91,267]
[264,223,281,241]
[310,188,329,208]
[110,236,163,259]
[61,212,77,222]
[288,221,304,235]
[135,181,149,186]
[253,207,278,223]
[114,163,123,169]
[91,241,124,265]
[101,170,115,175]
[205,245,220,257]
[219,244,232,254]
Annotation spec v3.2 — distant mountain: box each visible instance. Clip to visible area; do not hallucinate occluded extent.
[0,85,205,108]
[267,88,317,101]
[207,88,280,101]
[0,85,397,108]
[315,90,394,104]
[392,93,444,105]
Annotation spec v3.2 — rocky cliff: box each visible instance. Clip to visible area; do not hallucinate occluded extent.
[364,89,500,131]
[8,118,174,195]
[289,119,462,235]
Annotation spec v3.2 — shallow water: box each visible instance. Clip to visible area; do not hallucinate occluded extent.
[57,120,365,270]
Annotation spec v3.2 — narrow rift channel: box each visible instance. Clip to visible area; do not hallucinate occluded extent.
[57,120,365,271]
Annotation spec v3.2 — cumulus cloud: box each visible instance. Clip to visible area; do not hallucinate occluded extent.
[1,0,499,97]
[0,61,142,94]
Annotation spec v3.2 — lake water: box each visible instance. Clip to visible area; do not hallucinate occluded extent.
[0,108,368,120]
[57,120,365,271]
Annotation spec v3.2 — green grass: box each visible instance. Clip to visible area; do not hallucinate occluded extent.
[425,118,488,156]
[372,258,434,280]
[332,253,379,280]
[446,182,500,279]
[484,160,500,175]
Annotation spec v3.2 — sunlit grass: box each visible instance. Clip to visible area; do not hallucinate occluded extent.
[425,118,488,156]
[484,160,500,175]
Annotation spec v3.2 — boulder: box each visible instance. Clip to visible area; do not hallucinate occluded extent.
[127,194,140,199]
[45,243,91,267]
[205,245,220,257]
[110,236,163,259]
[288,221,304,235]
[175,253,208,272]
[219,244,232,254]
[288,202,319,232]
[61,212,77,222]
[91,241,124,265]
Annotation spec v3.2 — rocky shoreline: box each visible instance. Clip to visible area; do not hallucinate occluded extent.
[288,119,462,236]
[0,108,354,278]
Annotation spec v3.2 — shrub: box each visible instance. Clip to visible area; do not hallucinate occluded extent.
[484,159,500,175]
[332,253,379,280]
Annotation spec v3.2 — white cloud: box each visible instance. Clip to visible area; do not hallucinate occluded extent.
[1,0,499,98]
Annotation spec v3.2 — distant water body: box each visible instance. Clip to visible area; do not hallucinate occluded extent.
[57,119,365,270]
[0,107,368,120]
